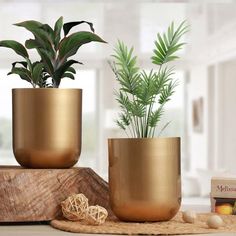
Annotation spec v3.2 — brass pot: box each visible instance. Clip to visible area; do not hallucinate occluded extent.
[12,88,82,168]
[108,137,181,222]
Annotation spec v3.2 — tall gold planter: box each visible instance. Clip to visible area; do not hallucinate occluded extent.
[12,88,82,168]
[108,137,181,222]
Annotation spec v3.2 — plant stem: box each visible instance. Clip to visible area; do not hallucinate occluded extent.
[157,121,171,137]
[132,94,141,138]
[145,65,163,138]
[124,128,130,138]
[124,93,137,138]
[140,116,144,138]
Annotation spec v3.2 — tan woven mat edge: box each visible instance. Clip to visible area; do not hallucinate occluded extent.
[50,212,236,235]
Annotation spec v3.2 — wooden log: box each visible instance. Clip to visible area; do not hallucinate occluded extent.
[0,166,115,222]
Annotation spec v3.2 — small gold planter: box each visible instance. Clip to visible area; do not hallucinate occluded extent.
[108,137,181,222]
[12,88,82,168]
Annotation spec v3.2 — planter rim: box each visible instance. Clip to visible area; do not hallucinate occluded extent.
[12,88,82,91]
[108,137,180,141]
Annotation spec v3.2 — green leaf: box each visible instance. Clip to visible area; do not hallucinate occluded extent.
[119,113,130,126]
[110,41,140,96]
[66,66,76,74]
[0,40,28,58]
[54,16,63,49]
[148,106,164,128]
[12,61,28,68]
[8,67,32,83]
[62,73,75,80]
[59,31,107,60]
[32,62,44,84]
[15,20,55,56]
[37,49,54,76]
[152,20,189,65]
[63,20,95,36]
[116,120,126,130]
[137,70,156,105]
[25,39,39,49]
[53,59,79,87]
[130,102,145,118]
[40,24,54,37]
[159,80,178,104]
[157,33,167,54]
[14,20,43,31]
[39,24,54,43]
[54,59,79,79]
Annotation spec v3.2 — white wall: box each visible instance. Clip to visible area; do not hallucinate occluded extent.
[186,4,209,173]
[217,60,236,174]
[187,2,236,175]
[188,66,208,172]
[2,0,236,183]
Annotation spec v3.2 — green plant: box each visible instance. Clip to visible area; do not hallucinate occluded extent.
[0,17,106,88]
[109,21,188,138]
[0,41,45,87]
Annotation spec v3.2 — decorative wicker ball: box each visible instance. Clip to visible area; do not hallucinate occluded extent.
[85,205,108,225]
[61,194,89,221]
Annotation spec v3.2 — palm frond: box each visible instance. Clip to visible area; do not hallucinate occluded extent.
[119,113,130,127]
[116,120,126,130]
[130,102,146,118]
[148,106,164,128]
[137,70,157,105]
[159,80,178,105]
[151,21,189,65]
[109,21,189,138]
[153,67,174,94]
[110,41,140,95]
[115,91,132,111]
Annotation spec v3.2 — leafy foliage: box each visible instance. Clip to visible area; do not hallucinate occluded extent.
[0,40,42,87]
[0,40,28,58]
[109,21,188,138]
[151,21,188,65]
[0,17,106,88]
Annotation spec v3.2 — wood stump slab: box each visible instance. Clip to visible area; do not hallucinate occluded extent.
[0,166,114,222]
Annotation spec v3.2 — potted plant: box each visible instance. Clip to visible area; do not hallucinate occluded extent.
[108,21,188,221]
[0,17,106,168]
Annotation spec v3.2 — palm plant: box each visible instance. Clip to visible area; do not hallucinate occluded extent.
[109,21,188,138]
[0,17,106,88]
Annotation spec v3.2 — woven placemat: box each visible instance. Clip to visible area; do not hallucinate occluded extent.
[51,212,236,235]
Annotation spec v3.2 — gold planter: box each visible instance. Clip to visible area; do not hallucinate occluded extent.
[12,88,82,168]
[108,137,181,222]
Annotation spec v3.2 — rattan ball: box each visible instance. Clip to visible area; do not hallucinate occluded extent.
[61,194,89,221]
[85,205,108,225]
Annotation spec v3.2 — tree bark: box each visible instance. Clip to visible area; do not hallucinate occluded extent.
[0,166,115,222]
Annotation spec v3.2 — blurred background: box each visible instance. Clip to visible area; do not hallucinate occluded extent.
[0,0,235,206]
